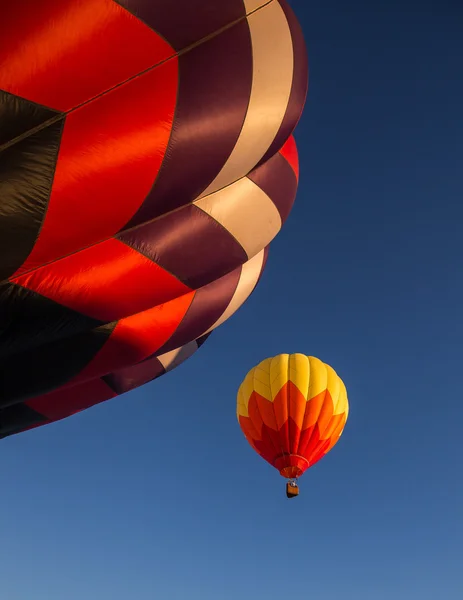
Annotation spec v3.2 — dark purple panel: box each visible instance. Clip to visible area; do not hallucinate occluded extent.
[123,20,253,229]
[118,204,247,290]
[157,266,242,354]
[116,0,247,51]
[103,357,165,395]
[248,153,298,224]
[257,0,308,167]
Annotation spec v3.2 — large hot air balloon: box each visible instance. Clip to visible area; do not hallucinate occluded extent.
[237,354,349,498]
[0,1,308,438]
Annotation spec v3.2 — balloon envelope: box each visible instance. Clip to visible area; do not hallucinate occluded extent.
[237,354,349,479]
[0,0,308,437]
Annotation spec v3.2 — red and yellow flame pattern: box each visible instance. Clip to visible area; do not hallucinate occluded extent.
[237,354,348,479]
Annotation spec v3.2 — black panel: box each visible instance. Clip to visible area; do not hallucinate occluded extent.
[0,322,116,407]
[0,90,65,279]
[0,403,48,439]
[0,282,105,358]
[0,89,61,145]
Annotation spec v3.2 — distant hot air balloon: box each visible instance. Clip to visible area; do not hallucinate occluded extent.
[0,1,308,438]
[237,354,348,498]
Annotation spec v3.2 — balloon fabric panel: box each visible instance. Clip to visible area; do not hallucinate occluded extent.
[0,0,308,437]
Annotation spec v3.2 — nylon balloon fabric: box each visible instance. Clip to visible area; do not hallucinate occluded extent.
[0,333,210,438]
[237,355,348,479]
[0,0,308,438]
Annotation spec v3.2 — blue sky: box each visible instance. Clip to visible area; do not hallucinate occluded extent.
[2,1,462,598]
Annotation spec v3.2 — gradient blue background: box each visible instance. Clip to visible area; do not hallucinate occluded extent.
[2,1,462,598]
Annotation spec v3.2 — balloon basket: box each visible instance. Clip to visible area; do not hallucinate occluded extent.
[286,481,299,499]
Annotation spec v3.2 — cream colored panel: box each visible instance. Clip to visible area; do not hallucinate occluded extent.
[244,0,273,13]
[204,250,265,334]
[158,341,198,372]
[198,1,294,198]
[194,178,281,259]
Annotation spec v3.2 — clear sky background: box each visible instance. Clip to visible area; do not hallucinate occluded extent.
[2,1,462,599]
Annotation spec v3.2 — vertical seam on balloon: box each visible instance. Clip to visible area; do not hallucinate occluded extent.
[289,355,301,456]
[331,383,341,416]
[297,353,310,456]
[317,389,333,440]
[311,390,330,459]
[269,355,288,464]
[252,362,281,460]
[299,358,327,459]
[287,354,292,456]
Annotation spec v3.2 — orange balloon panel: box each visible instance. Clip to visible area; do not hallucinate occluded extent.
[237,354,349,479]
